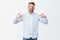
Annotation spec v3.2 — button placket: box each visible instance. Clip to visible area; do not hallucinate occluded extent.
[29,15,33,37]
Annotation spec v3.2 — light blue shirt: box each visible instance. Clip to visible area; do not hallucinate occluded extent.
[13,12,48,38]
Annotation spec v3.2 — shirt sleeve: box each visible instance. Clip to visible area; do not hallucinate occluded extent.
[38,16,48,24]
[13,17,22,24]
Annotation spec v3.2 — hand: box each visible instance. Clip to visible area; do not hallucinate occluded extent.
[39,13,46,18]
[16,13,23,18]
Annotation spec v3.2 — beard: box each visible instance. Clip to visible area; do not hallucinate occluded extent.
[29,9,34,13]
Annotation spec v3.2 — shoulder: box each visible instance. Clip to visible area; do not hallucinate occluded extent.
[33,12,39,17]
[33,12,42,19]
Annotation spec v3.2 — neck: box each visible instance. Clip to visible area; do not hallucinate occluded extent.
[28,11,33,14]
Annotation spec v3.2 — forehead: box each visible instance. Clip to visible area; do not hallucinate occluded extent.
[28,4,35,6]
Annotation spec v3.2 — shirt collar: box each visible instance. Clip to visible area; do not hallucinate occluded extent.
[27,12,34,16]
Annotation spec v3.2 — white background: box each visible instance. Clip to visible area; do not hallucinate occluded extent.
[0,0,60,40]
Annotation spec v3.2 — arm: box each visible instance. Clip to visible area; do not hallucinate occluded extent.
[13,13,23,24]
[38,17,48,24]
[13,17,22,24]
[38,13,48,24]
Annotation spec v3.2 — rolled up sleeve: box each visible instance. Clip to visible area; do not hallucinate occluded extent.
[38,16,48,24]
[13,18,22,24]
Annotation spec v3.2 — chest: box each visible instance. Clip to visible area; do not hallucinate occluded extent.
[22,15,38,22]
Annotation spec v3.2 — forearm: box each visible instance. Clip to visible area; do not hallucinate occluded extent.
[13,18,22,24]
[41,18,48,24]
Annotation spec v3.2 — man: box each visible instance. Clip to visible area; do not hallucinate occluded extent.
[14,2,48,40]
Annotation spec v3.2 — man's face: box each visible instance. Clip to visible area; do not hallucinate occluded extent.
[28,4,35,12]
